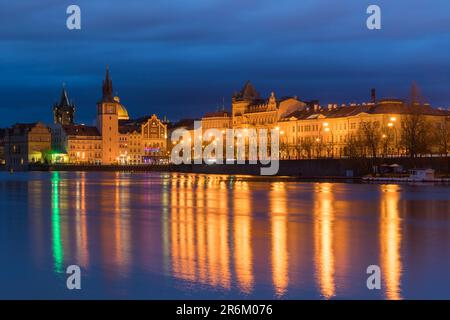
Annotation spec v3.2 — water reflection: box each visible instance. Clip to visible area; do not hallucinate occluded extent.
[170,175,231,289]
[13,172,450,299]
[233,181,254,294]
[270,182,289,297]
[380,184,403,300]
[75,172,89,268]
[111,173,131,275]
[51,172,64,273]
[314,183,335,299]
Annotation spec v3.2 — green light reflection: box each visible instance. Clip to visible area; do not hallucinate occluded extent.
[51,172,64,273]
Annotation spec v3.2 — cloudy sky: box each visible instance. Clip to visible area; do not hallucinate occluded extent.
[1,0,450,126]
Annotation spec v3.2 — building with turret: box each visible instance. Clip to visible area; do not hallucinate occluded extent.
[49,68,168,165]
[53,85,75,125]
[226,81,306,130]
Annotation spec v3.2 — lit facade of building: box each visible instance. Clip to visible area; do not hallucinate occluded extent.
[90,68,168,165]
[197,83,449,160]
[201,111,232,131]
[277,99,449,159]
[52,124,102,164]
[230,81,306,130]
[119,114,168,164]
[48,68,168,165]
[5,122,51,170]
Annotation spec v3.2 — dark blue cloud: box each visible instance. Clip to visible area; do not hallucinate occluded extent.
[1,0,450,126]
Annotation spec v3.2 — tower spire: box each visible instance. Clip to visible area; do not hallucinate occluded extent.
[102,66,114,102]
[54,83,75,125]
[59,83,70,106]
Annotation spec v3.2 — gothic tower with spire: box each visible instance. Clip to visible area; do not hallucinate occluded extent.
[231,81,261,126]
[97,67,120,164]
[53,84,75,125]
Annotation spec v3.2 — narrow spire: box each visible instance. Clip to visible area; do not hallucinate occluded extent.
[102,66,114,102]
[59,83,70,106]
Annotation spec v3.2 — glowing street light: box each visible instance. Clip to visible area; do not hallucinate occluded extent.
[387,122,394,127]
[390,117,397,122]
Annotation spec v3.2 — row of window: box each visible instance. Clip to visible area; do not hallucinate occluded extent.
[69,144,101,150]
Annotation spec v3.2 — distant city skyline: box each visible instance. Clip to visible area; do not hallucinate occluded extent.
[1,0,450,127]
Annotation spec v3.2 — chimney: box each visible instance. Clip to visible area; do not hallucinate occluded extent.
[371,88,376,103]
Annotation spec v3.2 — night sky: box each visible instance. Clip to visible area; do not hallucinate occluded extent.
[1,0,450,127]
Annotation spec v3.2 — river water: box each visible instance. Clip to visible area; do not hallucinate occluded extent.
[0,171,449,299]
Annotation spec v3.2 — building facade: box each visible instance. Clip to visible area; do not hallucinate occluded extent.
[278,99,449,159]
[118,114,168,164]
[5,122,51,170]
[230,81,306,130]
[196,83,450,161]
[52,124,102,164]
[201,110,232,131]
[84,68,168,165]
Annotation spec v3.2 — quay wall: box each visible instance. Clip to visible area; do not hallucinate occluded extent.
[25,157,450,177]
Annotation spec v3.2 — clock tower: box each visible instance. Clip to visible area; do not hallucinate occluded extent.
[97,67,120,164]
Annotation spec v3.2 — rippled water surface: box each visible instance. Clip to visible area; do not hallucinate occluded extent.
[0,171,449,299]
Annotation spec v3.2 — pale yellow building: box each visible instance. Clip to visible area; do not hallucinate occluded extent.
[278,99,449,159]
[52,124,102,164]
[197,84,449,160]
[201,110,232,131]
[231,81,307,130]
[5,122,51,170]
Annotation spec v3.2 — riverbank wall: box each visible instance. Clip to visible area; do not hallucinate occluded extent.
[25,157,450,177]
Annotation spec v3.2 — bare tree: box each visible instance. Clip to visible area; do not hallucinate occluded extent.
[432,119,450,156]
[314,138,325,158]
[400,113,430,158]
[301,138,314,159]
[295,143,302,160]
[360,121,382,158]
[345,134,360,158]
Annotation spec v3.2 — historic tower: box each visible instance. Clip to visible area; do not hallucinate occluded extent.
[231,81,261,126]
[53,85,75,125]
[97,67,120,165]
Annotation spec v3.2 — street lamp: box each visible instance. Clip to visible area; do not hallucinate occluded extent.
[323,125,333,158]
[387,121,398,157]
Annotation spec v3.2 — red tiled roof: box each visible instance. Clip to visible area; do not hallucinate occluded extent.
[282,100,449,120]
[62,125,100,137]
[203,111,230,118]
